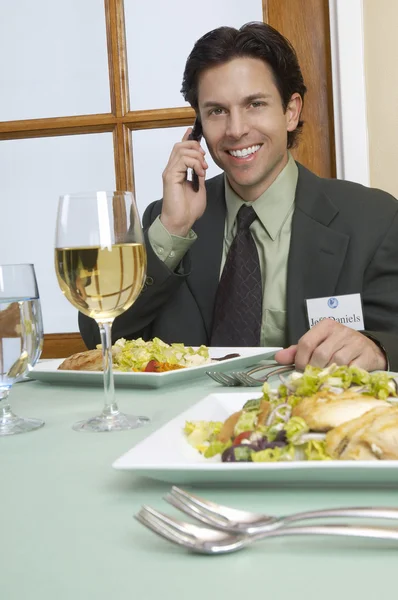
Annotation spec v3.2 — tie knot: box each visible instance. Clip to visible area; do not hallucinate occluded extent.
[237,205,257,231]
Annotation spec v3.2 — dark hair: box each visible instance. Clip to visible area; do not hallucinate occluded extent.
[181,22,307,148]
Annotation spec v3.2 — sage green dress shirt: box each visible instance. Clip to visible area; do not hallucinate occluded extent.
[148,154,298,346]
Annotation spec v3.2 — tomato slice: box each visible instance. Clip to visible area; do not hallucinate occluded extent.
[144,360,158,372]
[233,431,253,446]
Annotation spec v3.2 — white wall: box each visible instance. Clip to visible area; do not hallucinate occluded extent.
[363,0,398,199]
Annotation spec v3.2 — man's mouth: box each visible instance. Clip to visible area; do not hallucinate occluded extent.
[227,144,261,158]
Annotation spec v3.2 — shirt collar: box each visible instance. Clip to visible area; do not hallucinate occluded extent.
[224,153,298,241]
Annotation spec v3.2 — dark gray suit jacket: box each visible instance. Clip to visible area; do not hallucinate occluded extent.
[79,163,398,369]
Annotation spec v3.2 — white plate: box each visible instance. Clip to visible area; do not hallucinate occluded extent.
[29,347,281,388]
[112,391,398,485]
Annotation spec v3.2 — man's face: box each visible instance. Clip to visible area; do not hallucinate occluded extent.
[197,57,302,202]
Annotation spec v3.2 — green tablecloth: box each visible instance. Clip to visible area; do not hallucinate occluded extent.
[1,377,398,600]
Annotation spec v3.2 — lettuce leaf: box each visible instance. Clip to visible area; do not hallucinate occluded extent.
[303,440,331,461]
[284,416,309,443]
[368,371,396,400]
[233,411,258,436]
[204,440,232,458]
[251,444,296,462]
[184,420,223,450]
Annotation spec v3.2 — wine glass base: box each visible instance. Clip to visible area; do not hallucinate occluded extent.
[0,415,45,436]
[72,411,150,433]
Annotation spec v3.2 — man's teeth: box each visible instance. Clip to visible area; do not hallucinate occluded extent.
[228,145,260,158]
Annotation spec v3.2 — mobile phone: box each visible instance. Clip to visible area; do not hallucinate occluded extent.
[188,118,203,192]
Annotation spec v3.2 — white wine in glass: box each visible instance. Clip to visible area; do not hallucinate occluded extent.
[54,191,149,432]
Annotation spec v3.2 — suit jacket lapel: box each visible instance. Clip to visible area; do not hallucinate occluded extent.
[286,164,350,344]
[186,174,226,339]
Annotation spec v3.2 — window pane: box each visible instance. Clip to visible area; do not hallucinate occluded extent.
[132,126,222,219]
[0,0,110,121]
[0,134,115,333]
[125,0,263,110]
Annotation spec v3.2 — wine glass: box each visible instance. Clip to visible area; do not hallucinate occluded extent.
[54,191,150,433]
[0,263,45,435]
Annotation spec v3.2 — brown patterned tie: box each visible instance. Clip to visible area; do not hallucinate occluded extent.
[210,205,262,346]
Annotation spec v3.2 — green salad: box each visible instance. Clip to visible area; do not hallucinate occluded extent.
[184,364,398,463]
[110,337,211,372]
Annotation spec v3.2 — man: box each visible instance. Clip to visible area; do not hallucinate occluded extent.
[79,22,398,371]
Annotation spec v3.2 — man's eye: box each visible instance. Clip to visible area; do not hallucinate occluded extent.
[210,108,225,116]
[251,101,265,108]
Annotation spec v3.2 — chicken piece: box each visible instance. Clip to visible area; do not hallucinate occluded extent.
[58,349,103,371]
[326,406,389,458]
[217,400,270,443]
[257,400,271,426]
[326,405,398,460]
[291,390,389,432]
[217,411,242,443]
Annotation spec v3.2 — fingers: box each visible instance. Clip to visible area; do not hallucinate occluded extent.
[182,127,205,149]
[163,148,208,183]
[182,128,192,142]
[162,129,207,186]
[293,319,387,371]
[295,319,356,368]
[274,345,297,365]
[294,319,335,368]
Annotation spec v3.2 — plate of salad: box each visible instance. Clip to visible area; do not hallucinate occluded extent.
[113,365,398,484]
[29,339,281,388]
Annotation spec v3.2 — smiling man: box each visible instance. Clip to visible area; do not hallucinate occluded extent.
[79,22,398,372]
[196,59,301,203]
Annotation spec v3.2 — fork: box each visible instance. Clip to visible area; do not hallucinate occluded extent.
[135,506,398,555]
[165,487,398,535]
[206,364,294,387]
[233,364,294,387]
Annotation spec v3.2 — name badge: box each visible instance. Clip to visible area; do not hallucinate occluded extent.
[306,293,364,330]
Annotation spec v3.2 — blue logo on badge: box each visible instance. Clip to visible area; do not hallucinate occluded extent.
[328,297,339,309]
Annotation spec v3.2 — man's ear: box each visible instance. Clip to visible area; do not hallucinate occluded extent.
[286,93,303,132]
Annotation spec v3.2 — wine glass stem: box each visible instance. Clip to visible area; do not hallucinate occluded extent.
[0,388,12,419]
[98,321,119,417]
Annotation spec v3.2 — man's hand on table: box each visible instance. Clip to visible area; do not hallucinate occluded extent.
[275,318,387,371]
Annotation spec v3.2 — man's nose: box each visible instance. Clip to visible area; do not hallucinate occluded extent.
[225,111,249,139]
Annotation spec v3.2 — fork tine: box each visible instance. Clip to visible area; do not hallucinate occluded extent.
[234,365,295,386]
[246,363,294,377]
[206,371,240,386]
[233,372,262,386]
[170,487,252,523]
[135,510,192,549]
[171,487,222,514]
[164,492,210,522]
[138,506,201,544]
[205,372,221,384]
[167,488,279,534]
[140,505,195,536]
[214,372,238,385]
[165,491,232,529]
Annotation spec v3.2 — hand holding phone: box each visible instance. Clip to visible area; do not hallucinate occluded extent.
[160,120,207,237]
[187,118,203,192]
